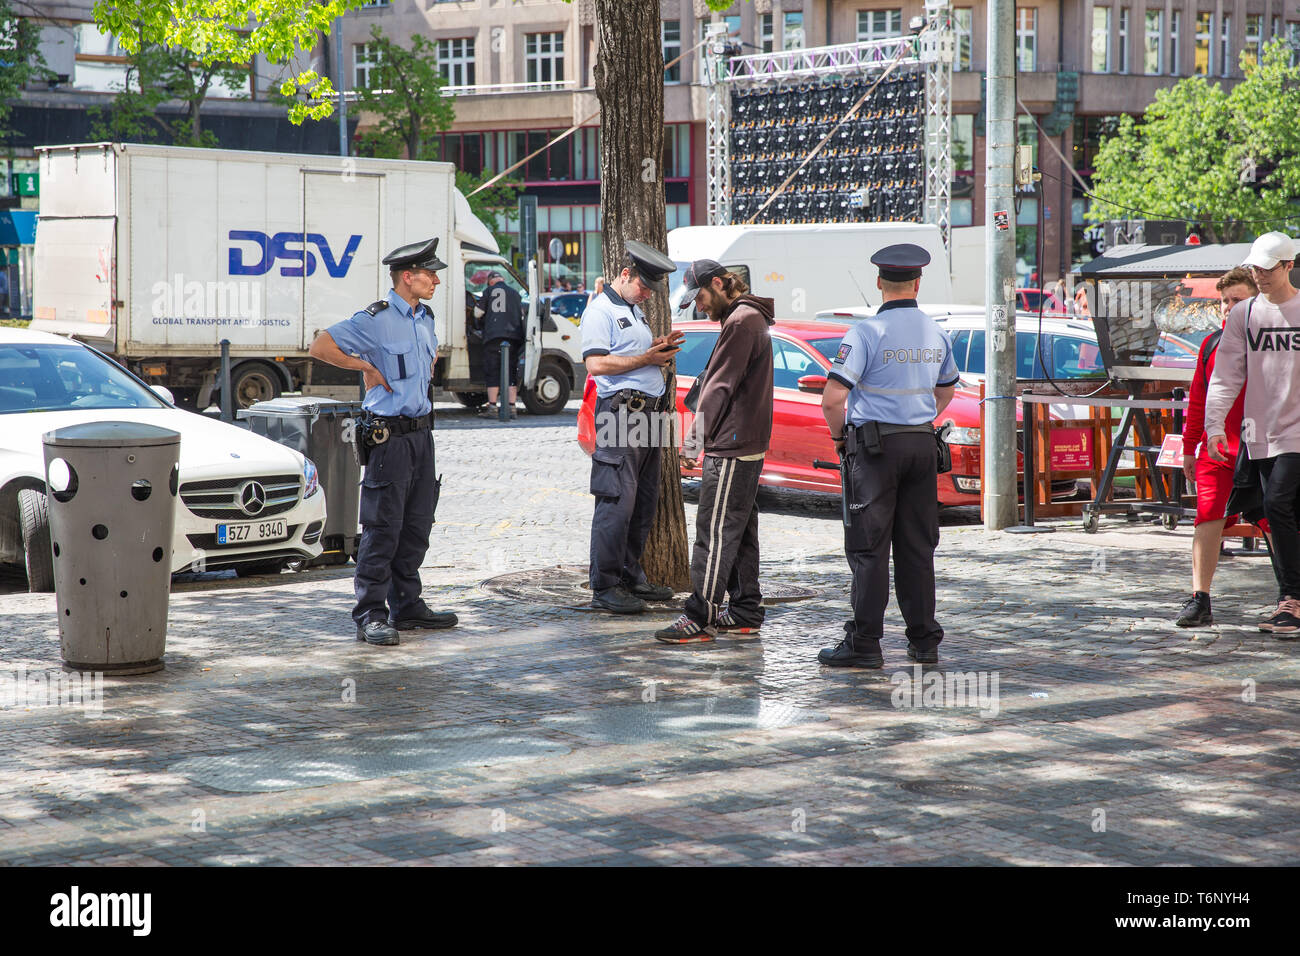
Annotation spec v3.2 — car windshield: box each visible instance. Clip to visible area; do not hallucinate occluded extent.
[0,343,167,414]
[806,337,846,363]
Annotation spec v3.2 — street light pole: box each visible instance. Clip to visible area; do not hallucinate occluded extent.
[335,19,348,157]
[983,0,1017,530]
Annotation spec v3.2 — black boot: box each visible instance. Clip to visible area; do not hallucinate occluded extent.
[1175,591,1212,628]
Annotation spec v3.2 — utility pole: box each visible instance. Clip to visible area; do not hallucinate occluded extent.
[335,19,348,157]
[983,0,1017,530]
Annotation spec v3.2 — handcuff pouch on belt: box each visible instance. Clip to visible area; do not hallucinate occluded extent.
[351,414,391,468]
[856,421,884,456]
[935,424,953,474]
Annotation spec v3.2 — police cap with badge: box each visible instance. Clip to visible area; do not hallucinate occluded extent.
[871,243,930,282]
[383,237,447,273]
[623,239,675,289]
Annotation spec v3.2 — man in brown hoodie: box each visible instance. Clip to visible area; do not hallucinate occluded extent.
[656,260,775,644]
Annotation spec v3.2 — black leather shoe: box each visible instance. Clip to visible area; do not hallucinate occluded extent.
[628,581,674,601]
[389,607,458,630]
[906,643,939,664]
[591,586,647,614]
[817,640,883,669]
[356,621,399,645]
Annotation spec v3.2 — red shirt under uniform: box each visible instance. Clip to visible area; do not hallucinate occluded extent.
[1185,329,1261,527]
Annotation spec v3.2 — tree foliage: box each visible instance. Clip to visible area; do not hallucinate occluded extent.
[0,2,54,136]
[456,170,521,259]
[1088,39,1300,243]
[87,21,251,147]
[352,26,454,162]
[92,0,368,123]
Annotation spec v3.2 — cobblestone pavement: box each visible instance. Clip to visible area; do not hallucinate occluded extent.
[1,401,1297,866]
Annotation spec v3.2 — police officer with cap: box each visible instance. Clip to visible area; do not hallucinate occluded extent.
[308,237,458,645]
[580,239,684,613]
[817,243,959,668]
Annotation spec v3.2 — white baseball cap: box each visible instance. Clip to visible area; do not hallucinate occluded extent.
[1242,231,1297,270]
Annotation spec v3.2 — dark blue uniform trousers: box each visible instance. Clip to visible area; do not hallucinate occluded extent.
[353,429,438,625]
[589,395,661,593]
[844,432,944,652]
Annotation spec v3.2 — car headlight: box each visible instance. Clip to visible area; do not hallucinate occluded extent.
[303,457,319,498]
[945,426,981,445]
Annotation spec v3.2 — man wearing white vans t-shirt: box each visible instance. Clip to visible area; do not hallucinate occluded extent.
[1205,231,1300,635]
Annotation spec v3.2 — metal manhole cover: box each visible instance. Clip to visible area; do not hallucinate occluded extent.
[897,780,994,799]
[538,696,827,744]
[172,726,570,793]
[480,565,817,608]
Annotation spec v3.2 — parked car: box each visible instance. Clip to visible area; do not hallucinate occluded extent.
[0,327,326,591]
[542,291,591,325]
[576,319,1078,505]
[1016,288,1070,314]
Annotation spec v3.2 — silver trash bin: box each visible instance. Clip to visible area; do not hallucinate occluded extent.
[241,396,361,566]
[42,421,180,675]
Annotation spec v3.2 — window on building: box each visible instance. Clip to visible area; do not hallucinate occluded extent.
[1144,9,1162,74]
[1290,22,1300,68]
[662,123,691,179]
[760,13,774,53]
[857,9,903,42]
[1117,8,1129,73]
[1017,8,1037,71]
[663,20,681,81]
[1195,11,1212,75]
[354,41,383,89]
[1169,10,1180,74]
[698,16,742,81]
[1244,14,1262,69]
[525,32,565,85]
[439,132,484,176]
[1220,13,1232,76]
[1092,7,1110,73]
[436,37,475,88]
[955,7,973,70]
[784,12,805,50]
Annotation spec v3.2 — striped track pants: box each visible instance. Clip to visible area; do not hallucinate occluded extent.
[684,455,765,627]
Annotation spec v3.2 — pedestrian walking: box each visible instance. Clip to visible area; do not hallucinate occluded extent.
[307,238,458,646]
[817,244,959,668]
[656,259,775,644]
[1205,232,1300,635]
[580,240,682,614]
[1175,266,1267,627]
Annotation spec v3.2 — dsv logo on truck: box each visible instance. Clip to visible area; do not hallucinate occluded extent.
[228,230,363,278]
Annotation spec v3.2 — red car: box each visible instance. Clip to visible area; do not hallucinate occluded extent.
[577,319,1077,506]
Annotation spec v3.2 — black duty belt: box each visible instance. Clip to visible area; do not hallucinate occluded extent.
[370,413,432,434]
[875,422,934,436]
[608,389,669,413]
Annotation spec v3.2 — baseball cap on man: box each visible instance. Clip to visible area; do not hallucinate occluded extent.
[680,259,727,305]
[1242,231,1297,270]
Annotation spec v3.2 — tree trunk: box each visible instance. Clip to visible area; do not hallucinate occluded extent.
[594,0,691,592]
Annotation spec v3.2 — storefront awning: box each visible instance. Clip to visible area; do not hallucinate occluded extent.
[1078,242,1254,279]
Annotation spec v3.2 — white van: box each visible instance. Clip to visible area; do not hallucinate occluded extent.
[666,222,954,319]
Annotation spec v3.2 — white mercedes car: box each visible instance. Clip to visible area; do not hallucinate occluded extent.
[0,327,326,591]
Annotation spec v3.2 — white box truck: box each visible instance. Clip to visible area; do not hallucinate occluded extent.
[31,142,584,414]
[666,222,957,319]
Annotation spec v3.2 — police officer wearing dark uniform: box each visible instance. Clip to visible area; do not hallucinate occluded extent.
[308,238,458,646]
[580,240,683,613]
[817,243,959,668]
[474,271,526,419]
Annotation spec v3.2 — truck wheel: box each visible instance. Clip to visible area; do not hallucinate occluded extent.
[18,489,55,593]
[228,362,283,409]
[521,359,571,416]
[455,391,488,409]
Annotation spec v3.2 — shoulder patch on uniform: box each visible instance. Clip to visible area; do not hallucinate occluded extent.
[835,343,852,363]
[363,300,388,316]
[615,315,632,329]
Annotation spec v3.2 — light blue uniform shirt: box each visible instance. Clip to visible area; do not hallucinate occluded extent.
[579,288,666,398]
[325,289,437,418]
[828,299,960,426]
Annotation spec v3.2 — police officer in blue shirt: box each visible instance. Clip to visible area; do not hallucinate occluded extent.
[308,237,458,646]
[581,240,683,614]
[817,243,960,668]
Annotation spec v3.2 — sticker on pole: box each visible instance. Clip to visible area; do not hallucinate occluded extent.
[994,210,1010,231]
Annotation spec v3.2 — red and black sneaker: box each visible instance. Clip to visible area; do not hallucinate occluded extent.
[654,614,717,644]
[715,607,761,639]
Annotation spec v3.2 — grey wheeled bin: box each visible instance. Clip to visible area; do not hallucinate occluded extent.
[241,396,362,565]
[42,421,180,675]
